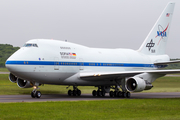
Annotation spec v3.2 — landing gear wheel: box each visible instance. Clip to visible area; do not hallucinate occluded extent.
[77,90,81,96]
[31,92,35,98]
[31,85,41,98]
[114,91,117,97]
[101,91,105,97]
[92,90,97,96]
[126,92,131,98]
[109,91,114,97]
[68,90,72,96]
[97,90,102,96]
[73,90,77,96]
[122,92,126,98]
[117,91,122,97]
[36,91,41,98]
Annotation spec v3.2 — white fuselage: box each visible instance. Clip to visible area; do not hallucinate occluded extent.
[5,39,169,86]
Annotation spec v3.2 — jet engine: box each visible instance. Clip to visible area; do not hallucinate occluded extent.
[126,76,146,92]
[17,78,33,88]
[9,73,17,83]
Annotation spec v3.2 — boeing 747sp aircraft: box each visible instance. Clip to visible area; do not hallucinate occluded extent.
[5,2,180,98]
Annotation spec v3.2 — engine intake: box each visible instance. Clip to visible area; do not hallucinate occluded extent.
[17,78,33,88]
[126,76,147,92]
[9,73,17,83]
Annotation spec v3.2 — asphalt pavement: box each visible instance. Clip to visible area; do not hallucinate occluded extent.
[0,92,180,103]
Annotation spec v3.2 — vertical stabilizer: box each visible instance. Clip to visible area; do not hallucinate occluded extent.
[138,3,175,55]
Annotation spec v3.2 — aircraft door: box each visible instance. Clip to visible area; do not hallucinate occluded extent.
[79,58,84,70]
[54,57,59,70]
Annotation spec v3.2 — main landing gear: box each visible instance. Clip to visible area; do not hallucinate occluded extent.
[68,86,81,96]
[31,86,42,98]
[109,91,131,98]
[92,86,106,97]
[92,86,131,98]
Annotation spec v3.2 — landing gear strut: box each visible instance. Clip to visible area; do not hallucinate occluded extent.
[31,86,41,98]
[68,86,81,96]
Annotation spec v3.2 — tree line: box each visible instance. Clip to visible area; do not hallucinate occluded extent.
[0,44,20,67]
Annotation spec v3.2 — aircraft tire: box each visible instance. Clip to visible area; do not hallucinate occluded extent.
[126,92,131,98]
[122,92,126,98]
[114,91,117,97]
[117,91,122,97]
[97,90,102,96]
[77,90,81,96]
[31,92,36,98]
[68,90,72,96]
[101,91,105,97]
[92,90,97,96]
[109,91,114,97]
[73,90,77,96]
[36,91,41,98]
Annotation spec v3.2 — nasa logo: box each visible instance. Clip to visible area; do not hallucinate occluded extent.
[156,24,169,45]
[156,24,169,38]
[157,31,166,37]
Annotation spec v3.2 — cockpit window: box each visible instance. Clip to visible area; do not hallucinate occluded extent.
[24,44,32,47]
[33,44,38,47]
[23,43,38,47]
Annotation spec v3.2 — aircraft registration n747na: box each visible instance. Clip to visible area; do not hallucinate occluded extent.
[5,2,180,98]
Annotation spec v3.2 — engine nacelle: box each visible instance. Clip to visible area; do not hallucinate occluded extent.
[126,76,146,92]
[9,73,17,83]
[17,78,33,88]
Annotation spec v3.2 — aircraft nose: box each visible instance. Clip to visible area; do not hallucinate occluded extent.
[5,48,25,73]
[5,59,19,74]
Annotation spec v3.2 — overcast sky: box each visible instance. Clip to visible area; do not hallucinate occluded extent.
[0,0,180,58]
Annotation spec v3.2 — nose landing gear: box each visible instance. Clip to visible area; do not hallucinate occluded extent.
[31,86,41,98]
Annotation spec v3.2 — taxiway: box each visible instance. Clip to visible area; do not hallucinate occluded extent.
[0,92,180,103]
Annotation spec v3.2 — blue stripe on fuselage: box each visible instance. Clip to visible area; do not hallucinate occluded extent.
[5,60,166,68]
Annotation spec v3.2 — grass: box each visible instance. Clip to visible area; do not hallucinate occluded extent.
[0,99,180,120]
[0,67,8,72]
[0,74,95,95]
[143,76,180,92]
[1,74,180,95]
[1,74,180,120]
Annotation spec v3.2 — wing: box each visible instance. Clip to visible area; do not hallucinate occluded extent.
[154,60,180,65]
[80,69,180,81]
